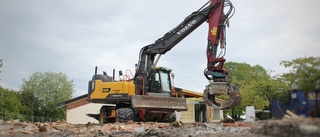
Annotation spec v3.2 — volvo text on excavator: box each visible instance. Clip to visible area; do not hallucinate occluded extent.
[88,0,240,123]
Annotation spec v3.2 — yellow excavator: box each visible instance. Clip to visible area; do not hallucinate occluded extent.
[88,0,240,123]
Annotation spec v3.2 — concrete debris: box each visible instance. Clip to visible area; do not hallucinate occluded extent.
[222,117,236,123]
[250,110,320,137]
[1,116,320,137]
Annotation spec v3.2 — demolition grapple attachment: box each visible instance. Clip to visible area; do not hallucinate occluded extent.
[203,82,240,110]
[203,69,240,110]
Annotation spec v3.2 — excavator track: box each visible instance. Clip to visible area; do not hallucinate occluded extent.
[203,82,240,110]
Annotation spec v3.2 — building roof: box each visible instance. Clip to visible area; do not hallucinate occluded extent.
[174,87,227,103]
[59,94,87,108]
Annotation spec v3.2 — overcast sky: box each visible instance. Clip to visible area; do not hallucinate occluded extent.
[0,0,319,97]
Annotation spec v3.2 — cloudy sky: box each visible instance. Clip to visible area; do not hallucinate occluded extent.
[0,0,319,97]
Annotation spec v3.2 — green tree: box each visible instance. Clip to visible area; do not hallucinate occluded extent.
[223,62,288,119]
[280,56,320,92]
[0,86,22,114]
[18,90,41,116]
[253,76,289,118]
[223,62,267,118]
[19,72,75,119]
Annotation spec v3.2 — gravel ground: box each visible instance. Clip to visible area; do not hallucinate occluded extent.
[1,117,320,137]
[0,125,261,137]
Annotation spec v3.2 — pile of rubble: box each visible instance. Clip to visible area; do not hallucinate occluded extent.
[0,119,255,137]
[0,119,98,136]
[1,111,320,137]
[251,110,320,137]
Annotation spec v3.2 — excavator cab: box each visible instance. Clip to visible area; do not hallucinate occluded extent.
[132,67,188,112]
[131,67,187,122]
[147,67,172,95]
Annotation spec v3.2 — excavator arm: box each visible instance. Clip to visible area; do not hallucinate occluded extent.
[203,0,241,109]
[134,0,240,110]
[134,0,219,95]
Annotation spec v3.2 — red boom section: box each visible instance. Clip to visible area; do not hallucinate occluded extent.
[206,0,226,74]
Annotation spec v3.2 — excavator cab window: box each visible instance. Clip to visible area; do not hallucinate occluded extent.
[159,71,171,94]
[152,73,161,93]
[149,68,172,95]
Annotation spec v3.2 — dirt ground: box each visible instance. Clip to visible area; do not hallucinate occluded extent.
[1,117,320,137]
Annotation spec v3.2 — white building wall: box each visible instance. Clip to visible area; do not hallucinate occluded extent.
[66,103,104,124]
[180,99,196,122]
[211,109,223,122]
